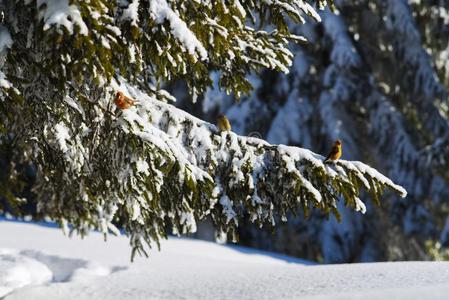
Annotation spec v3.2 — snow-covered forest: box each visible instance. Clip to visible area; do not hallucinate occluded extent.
[0,0,448,277]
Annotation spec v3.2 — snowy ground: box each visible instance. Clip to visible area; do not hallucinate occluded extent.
[1,221,449,299]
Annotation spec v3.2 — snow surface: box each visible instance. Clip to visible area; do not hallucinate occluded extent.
[1,220,449,299]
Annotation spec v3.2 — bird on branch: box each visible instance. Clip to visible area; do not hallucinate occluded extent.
[324,139,342,164]
[217,114,232,132]
[114,91,138,110]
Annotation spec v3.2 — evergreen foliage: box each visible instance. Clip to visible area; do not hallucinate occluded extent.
[0,0,405,257]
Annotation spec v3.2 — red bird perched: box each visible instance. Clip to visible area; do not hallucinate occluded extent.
[114,91,137,110]
[324,139,342,164]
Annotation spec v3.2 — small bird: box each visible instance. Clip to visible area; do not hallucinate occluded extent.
[114,91,137,110]
[217,114,231,132]
[323,139,342,164]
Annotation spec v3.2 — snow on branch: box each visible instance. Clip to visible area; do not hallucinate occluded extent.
[149,0,208,61]
[264,0,322,23]
[36,0,88,35]
[33,77,405,254]
[105,79,406,251]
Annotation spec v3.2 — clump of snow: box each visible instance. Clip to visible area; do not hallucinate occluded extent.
[354,197,367,214]
[54,122,70,153]
[122,0,140,26]
[37,0,89,35]
[50,121,87,174]
[149,0,208,61]
[179,211,197,233]
[219,195,237,224]
[0,71,12,89]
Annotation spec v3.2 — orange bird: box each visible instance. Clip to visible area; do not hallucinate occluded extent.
[114,91,137,110]
[324,139,342,164]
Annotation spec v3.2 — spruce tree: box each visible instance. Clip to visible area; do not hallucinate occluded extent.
[0,0,406,258]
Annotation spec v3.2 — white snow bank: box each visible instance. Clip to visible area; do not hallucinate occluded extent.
[1,220,449,300]
[0,249,52,298]
[0,247,120,298]
[18,249,113,282]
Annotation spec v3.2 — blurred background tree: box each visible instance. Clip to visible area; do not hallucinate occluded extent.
[185,0,449,263]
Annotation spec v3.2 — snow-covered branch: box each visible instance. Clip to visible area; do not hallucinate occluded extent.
[104,80,405,250]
